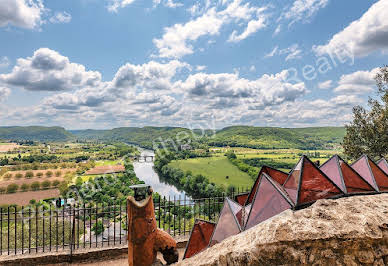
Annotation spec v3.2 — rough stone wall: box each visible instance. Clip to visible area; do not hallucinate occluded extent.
[177,194,388,266]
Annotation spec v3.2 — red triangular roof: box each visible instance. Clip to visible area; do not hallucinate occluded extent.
[283,156,343,207]
[377,158,388,175]
[245,166,288,205]
[183,219,216,259]
[245,173,293,230]
[209,198,242,247]
[234,193,249,206]
[321,155,376,194]
[352,155,388,192]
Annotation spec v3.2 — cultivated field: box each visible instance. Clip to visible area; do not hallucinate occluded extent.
[0,168,77,180]
[0,189,60,205]
[169,157,253,188]
[85,165,125,175]
[0,143,20,152]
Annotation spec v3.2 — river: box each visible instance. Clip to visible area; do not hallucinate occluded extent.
[132,149,189,199]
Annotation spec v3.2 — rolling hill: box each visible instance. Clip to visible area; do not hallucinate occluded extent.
[0,126,346,149]
[0,126,74,142]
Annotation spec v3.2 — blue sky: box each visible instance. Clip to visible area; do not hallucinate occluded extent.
[0,0,387,129]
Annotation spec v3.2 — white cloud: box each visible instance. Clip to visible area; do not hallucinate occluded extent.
[49,11,72,24]
[314,0,388,58]
[333,68,379,94]
[153,0,183,8]
[228,16,266,42]
[174,69,307,110]
[264,44,302,61]
[0,87,11,101]
[107,0,136,12]
[264,46,278,58]
[196,65,207,71]
[0,0,46,29]
[0,48,102,91]
[249,65,256,72]
[283,0,329,26]
[153,0,269,58]
[0,57,10,68]
[318,80,332,89]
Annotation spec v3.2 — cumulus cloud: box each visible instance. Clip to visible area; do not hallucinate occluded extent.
[313,0,388,57]
[333,68,379,94]
[153,0,269,58]
[0,0,46,29]
[107,0,136,12]
[283,0,329,26]
[49,11,72,24]
[318,80,332,89]
[0,48,102,91]
[174,69,307,110]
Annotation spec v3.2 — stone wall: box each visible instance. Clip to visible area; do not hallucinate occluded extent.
[177,194,388,266]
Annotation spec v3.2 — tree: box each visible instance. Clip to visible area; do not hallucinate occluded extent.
[7,184,19,193]
[343,66,388,160]
[42,180,51,189]
[31,181,40,191]
[92,220,104,235]
[21,183,30,191]
[25,171,34,179]
[46,171,53,178]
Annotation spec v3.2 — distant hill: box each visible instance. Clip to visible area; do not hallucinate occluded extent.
[71,127,194,149]
[0,126,346,149]
[0,126,74,142]
[208,126,346,149]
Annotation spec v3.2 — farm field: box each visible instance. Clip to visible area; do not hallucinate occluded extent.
[0,168,77,180]
[169,157,253,188]
[0,143,20,152]
[84,165,125,175]
[0,189,60,205]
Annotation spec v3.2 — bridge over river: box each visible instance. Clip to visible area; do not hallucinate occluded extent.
[132,149,189,199]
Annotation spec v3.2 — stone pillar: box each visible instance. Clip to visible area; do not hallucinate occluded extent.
[127,189,178,265]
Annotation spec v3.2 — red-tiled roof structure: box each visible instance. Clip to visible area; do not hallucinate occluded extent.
[377,158,388,175]
[183,219,216,259]
[351,155,388,192]
[209,198,242,247]
[320,155,377,194]
[283,156,344,208]
[234,193,249,206]
[246,166,288,205]
[245,173,293,230]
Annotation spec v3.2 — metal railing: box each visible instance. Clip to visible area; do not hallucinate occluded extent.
[0,188,250,257]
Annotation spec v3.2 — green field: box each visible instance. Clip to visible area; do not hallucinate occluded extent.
[169,157,253,188]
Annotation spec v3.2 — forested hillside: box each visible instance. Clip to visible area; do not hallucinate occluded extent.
[0,126,74,142]
[1,126,345,150]
[208,126,345,149]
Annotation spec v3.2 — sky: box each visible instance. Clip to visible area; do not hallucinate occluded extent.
[0,0,387,130]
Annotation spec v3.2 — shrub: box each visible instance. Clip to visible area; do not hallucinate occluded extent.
[7,184,19,193]
[92,220,104,235]
[52,180,60,187]
[3,173,12,180]
[36,172,43,178]
[21,183,30,191]
[25,171,34,179]
[46,171,53,178]
[29,199,36,205]
[55,171,62,177]
[0,187,6,194]
[15,173,23,179]
[31,181,40,191]
[41,180,51,189]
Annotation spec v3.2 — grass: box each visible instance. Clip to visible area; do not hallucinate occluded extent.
[95,160,121,166]
[169,157,253,188]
